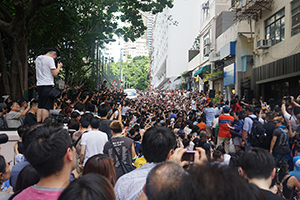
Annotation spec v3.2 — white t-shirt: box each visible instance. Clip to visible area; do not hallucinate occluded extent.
[81,130,108,165]
[191,100,197,111]
[121,106,131,116]
[35,55,56,86]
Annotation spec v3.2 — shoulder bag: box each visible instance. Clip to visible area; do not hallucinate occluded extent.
[109,139,135,174]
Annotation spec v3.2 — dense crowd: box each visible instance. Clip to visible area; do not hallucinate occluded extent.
[0,85,300,200]
[0,46,299,200]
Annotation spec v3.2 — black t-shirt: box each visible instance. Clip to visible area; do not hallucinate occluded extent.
[24,112,37,127]
[262,121,276,150]
[261,189,285,200]
[0,115,8,129]
[99,119,113,139]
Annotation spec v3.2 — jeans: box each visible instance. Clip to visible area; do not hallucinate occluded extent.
[273,152,290,164]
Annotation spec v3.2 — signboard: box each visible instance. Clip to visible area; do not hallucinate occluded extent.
[111,80,118,87]
[223,63,235,86]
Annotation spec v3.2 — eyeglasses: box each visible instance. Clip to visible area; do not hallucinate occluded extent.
[274,121,279,124]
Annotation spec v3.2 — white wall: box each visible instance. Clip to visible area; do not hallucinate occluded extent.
[254,0,300,68]
[167,0,201,77]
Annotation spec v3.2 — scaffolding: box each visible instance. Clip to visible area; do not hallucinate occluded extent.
[231,0,273,21]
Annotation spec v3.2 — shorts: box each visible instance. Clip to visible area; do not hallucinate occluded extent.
[37,86,54,110]
[232,137,242,146]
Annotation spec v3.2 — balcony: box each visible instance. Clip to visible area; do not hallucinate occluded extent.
[231,0,273,21]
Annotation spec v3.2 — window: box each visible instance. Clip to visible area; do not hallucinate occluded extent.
[292,0,300,36]
[265,8,285,45]
[203,33,210,59]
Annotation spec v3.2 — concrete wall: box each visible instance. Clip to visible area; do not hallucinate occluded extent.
[0,130,20,169]
[167,0,201,78]
[188,53,201,70]
[254,0,300,68]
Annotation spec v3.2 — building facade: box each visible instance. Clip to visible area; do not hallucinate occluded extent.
[150,0,201,89]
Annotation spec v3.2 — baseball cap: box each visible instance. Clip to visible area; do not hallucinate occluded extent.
[223,106,230,113]
[0,103,7,110]
[293,156,300,171]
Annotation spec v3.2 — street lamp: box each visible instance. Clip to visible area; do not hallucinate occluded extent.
[119,47,136,88]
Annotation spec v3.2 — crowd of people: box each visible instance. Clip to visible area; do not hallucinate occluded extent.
[0,48,299,199]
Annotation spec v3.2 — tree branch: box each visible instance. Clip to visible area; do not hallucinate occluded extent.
[0,19,12,37]
[25,0,59,22]
[0,5,13,21]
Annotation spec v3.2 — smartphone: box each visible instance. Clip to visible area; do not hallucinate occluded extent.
[182,151,198,162]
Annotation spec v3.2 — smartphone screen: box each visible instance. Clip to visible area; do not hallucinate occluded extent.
[182,151,198,162]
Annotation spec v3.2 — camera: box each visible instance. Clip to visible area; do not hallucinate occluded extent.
[283,96,291,104]
[55,59,61,68]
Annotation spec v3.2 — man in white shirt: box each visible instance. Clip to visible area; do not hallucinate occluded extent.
[80,117,108,165]
[35,48,63,122]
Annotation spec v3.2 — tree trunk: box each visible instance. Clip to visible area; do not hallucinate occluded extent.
[0,33,10,96]
[9,16,28,100]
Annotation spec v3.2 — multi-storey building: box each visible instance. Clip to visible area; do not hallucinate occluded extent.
[188,0,232,93]
[150,0,201,89]
[231,0,300,102]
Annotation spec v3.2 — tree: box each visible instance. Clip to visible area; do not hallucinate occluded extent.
[0,0,173,99]
[110,56,150,90]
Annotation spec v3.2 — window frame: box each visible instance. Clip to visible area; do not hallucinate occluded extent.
[265,8,285,45]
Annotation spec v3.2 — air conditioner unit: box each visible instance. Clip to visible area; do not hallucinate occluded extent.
[204,46,210,56]
[209,51,220,62]
[257,39,270,49]
[202,2,209,10]
[292,11,300,29]
[204,38,211,46]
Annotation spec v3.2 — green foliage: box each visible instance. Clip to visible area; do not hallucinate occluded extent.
[179,83,187,90]
[110,56,149,90]
[0,0,173,98]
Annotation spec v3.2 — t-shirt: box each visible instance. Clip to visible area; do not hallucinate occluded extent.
[13,185,63,200]
[273,127,290,154]
[218,114,234,138]
[121,106,131,116]
[243,114,257,134]
[35,55,56,86]
[197,122,206,130]
[289,170,300,182]
[191,100,197,111]
[284,112,300,134]
[103,136,134,179]
[261,189,285,200]
[99,119,113,139]
[204,107,216,127]
[262,121,276,150]
[6,111,22,128]
[81,130,108,165]
[24,112,37,127]
[0,115,8,129]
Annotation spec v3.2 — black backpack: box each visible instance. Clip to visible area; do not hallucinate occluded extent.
[248,116,266,147]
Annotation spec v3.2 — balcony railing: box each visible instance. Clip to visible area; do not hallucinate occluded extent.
[231,0,273,20]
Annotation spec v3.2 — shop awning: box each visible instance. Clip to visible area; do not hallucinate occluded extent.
[194,65,211,77]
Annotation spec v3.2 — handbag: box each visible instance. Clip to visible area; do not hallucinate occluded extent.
[230,124,243,137]
[49,87,61,99]
[109,139,135,174]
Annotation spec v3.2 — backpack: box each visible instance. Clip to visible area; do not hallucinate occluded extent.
[248,116,267,147]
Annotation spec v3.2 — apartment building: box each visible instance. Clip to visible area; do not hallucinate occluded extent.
[187,0,232,92]
[150,0,201,89]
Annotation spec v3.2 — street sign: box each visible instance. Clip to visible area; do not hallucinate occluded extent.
[119,80,123,85]
[167,80,172,84]
[111,80,118,87]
